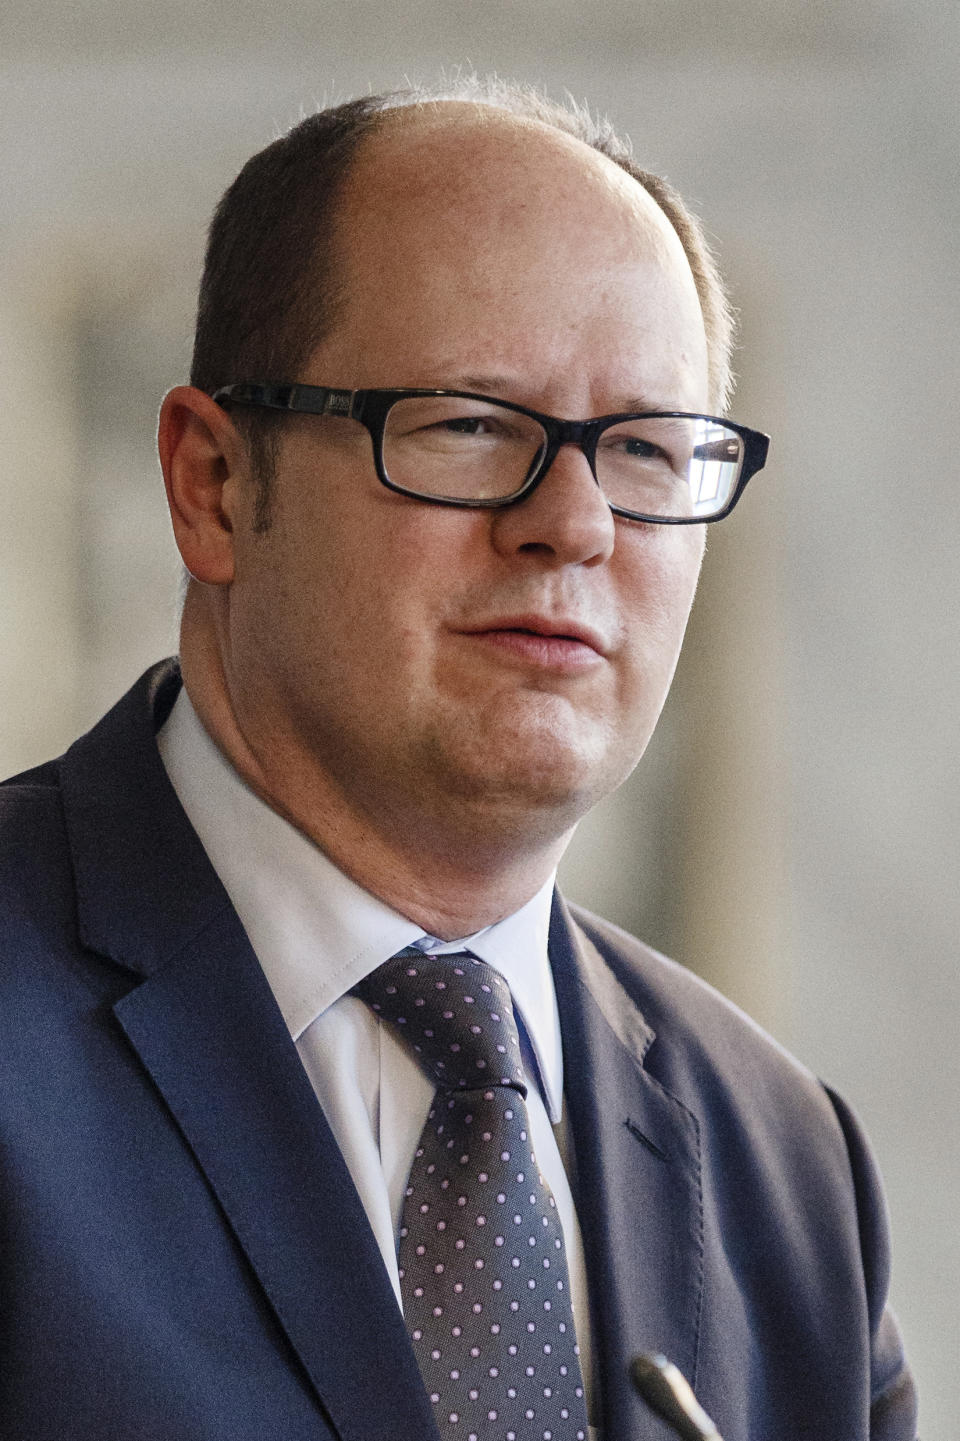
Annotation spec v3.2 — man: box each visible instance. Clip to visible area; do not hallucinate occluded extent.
[0,83,915,1440]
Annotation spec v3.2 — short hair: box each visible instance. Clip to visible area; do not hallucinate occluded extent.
[191,78,736,524]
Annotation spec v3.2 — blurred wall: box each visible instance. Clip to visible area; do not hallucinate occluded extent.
[1,3,957,1433]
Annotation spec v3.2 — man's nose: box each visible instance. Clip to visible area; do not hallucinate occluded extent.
[489,441,616,566]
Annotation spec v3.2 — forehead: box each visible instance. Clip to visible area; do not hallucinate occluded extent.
[341,104,686,276]
[315,105,708,405]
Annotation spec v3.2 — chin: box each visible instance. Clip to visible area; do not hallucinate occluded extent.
[446,743,634,832]
[418,701,652,830]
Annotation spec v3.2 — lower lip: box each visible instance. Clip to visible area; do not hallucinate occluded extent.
[464,630,603,673]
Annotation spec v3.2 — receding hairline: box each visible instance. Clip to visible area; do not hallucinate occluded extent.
[345,97,682,230]
[331,99,707,332]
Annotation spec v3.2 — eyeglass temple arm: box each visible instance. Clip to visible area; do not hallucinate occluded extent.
[692,438,740,462]
[693,429,769,480]
[211,383,357,417]
[692,433,768,467]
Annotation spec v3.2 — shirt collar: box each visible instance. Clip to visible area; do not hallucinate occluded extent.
[156,687,564,1121]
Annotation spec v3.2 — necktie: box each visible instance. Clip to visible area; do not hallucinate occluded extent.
[353,949,589,1441]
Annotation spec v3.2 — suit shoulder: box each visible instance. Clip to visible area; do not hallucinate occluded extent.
[565,899,826,1107]
[2,754,62,789]
[0,765,78,961]
[1,751,67,867]
[0,766,67,860]
[567,901,778,1035]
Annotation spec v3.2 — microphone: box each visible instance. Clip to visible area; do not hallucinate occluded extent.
[630,1353,724,1441]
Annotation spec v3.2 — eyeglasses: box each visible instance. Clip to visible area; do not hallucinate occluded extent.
[212,382,770,525]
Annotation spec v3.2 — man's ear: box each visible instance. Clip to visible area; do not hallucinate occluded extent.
[158,386,251,584]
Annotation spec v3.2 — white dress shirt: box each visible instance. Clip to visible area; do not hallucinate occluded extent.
[157,688,597,1426]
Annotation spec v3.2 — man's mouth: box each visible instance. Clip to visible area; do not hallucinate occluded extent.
[455,615,609,670]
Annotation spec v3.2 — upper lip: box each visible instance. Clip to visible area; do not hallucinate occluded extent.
[457,614,610,656]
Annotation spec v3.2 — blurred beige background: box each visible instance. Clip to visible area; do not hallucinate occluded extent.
[1,2,956,1433]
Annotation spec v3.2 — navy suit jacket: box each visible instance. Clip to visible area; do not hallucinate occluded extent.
[0,662,916,1439]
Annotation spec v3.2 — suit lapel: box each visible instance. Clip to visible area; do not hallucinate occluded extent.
[113,910,439,1441]
[549,898,704,1439]
[60,663,440,1441]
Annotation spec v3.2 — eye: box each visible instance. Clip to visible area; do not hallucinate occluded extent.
[386,397,544,455]
[598,430,675,467]
[434,414,499,436]
[387,398,514,441]
[410,410,518,451]
[616,436,664,460]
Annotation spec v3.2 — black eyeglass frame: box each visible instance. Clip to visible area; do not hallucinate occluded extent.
[211,381,770,525]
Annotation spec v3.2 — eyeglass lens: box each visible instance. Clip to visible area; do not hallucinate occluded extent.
[381,395,744,519]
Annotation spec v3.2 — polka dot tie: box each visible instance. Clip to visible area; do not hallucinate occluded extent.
[353,950,589,1441]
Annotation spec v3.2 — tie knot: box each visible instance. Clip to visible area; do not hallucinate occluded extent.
[353,950,527,1095]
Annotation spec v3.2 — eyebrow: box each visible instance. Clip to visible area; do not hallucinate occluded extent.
[437,373,667,415]
[443,372,524,395]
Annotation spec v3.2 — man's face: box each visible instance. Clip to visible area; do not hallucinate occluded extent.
[221,110,710,856]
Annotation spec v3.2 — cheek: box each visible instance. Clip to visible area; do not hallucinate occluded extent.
[289,520,447,693]
[619,534,703,682]
[628,516,703,595]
